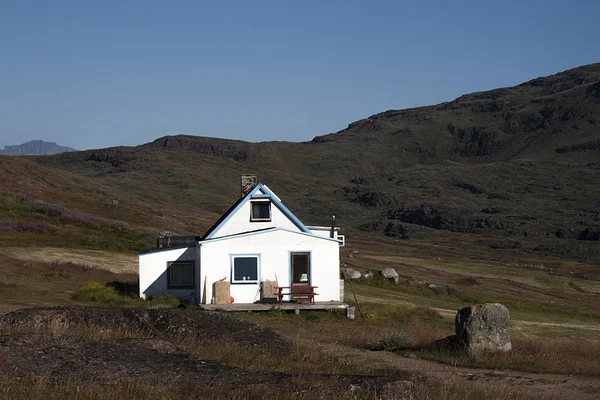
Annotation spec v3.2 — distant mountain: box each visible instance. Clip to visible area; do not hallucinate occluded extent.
[0,140,77,156]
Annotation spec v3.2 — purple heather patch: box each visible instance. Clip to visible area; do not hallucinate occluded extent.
[60,212,106,228]
[29,212,46,218]
[0,222,56,233]
[47,261,98,273]
[34,203,65,217]
[24,199,130,230]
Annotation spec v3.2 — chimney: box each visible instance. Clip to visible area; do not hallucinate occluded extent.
[330,215,336,238]
[241,175,258,197]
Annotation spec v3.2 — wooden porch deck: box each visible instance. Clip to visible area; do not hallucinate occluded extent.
[199,301,350,313]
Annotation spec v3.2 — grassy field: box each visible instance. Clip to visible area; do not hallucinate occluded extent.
[1,236,599,399]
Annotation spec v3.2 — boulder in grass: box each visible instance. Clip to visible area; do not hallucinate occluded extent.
[381,268,400,284]
[342,267,361,280]
[455,303,512,354]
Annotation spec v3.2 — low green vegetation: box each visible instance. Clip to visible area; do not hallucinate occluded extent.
[71,282,179,307]
[0,256,171,311]
[371,331,413,351]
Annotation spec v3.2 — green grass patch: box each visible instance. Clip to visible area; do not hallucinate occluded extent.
[568,281,585,292]
[72,282,179,307]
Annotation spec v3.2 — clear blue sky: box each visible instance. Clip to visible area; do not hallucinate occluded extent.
[1,1,598,150]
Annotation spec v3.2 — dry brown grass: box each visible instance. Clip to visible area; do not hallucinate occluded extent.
[0,375,378,400]
[1,239,599,398]
[180,337,394,377]
[0,247,137,274]
[243,303,600,377]
[0,372,569,400]
[0,321,144,341]
[412,375,568,400]
[0,303,594,399]
[244,304,452,349]
[418,335,600,376]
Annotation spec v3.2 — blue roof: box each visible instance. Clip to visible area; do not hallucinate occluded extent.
[201,227,342,244]
[202,183,312,239]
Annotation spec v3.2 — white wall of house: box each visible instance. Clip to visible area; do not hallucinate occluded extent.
[200,229,340,304]
[210,195,301,238]
[139,246,198,300]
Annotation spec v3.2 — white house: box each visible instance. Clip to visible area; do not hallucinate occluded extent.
[139,180,344,305]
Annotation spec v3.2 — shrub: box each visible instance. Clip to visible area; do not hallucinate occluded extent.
[72,282,131,305]
[455,276,479,286]
[372,331,413,351]
[568,281,584,292]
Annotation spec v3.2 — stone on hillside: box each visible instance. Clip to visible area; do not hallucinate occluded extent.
[455,303,511,354]
[381,268,400,284]
[362,271,375,279]
[342,267,361,280]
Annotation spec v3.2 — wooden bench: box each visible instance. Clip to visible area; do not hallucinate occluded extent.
[275,286,319,305]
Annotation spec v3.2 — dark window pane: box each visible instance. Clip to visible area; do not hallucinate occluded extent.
[292,254,309,284]
[169,262,194,288]
[234,257,258,282]
[252,202,270,220]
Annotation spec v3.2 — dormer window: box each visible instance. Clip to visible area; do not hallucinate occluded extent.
[251,201,271,222]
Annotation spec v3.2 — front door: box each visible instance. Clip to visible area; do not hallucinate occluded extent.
[290,252,310,290]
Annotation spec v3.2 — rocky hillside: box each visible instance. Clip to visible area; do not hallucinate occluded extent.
[5,63,598,262]
[312,63,600,165]
[1,140,76,156]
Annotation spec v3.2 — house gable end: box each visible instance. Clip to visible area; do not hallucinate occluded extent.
[203,184,311,239]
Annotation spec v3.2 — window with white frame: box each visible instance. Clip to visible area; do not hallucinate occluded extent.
[250,201,271,222]
[168,261,194,289]
[231,256,259,284]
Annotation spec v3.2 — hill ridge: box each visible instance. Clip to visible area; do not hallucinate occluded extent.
[1,63,598,262]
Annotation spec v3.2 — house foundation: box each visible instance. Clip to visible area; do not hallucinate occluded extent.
[199,301,352,317]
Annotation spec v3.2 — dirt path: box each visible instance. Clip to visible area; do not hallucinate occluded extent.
[286,334,600,400]
[515,320,600,331]
[355,294,600,335]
